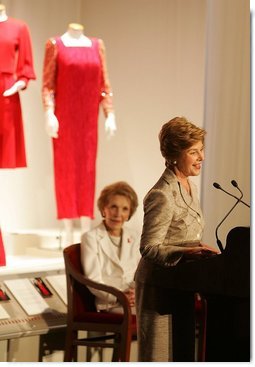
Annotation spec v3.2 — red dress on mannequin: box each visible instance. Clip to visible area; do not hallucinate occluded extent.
[0,229,6,266]
[42,37,113,220]
[0,17,36,168]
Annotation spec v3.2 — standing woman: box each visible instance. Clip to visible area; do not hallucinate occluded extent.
[135,117,218,361]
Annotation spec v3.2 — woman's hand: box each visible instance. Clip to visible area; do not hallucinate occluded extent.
[199,243,221,256]
[182,243,219,259]
[124,287,135,307]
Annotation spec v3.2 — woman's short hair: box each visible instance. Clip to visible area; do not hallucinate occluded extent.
[159,116,206,165]
[97,181,138,220]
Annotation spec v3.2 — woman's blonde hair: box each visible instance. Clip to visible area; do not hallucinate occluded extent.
[97,181,138,220]
[159,116,206,166]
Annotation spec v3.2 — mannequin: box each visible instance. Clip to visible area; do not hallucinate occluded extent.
[1,4,27,97]
[0,4,36,168]
[44,23,116,139]
[42,23,116,247]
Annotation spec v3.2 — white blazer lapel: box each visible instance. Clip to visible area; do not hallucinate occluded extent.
[97,224,122,267]
[119,228,134,264]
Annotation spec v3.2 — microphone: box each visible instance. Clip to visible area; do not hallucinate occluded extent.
[231,179,239,188]
[231,180,250,208]
[213,182,244,253]
[213,182,250,208]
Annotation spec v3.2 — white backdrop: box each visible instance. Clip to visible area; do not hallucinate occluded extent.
[0,0,250,251]
[201,0,250,246]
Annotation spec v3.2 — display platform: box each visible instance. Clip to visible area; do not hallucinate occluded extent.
[0,242,67,361]
[3,227,82,255]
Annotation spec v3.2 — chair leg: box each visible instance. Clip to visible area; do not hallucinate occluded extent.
[86,347,103,362]
[112,333,132,362]
[86,331,104,362]
[111,335,121,362]
[119,330,132,362]
[111,347,119,361]
[86,347,92,362]
[64,330,77,362]
[72,344,78,362]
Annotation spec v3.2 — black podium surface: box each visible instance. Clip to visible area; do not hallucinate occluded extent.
[204,226,250,362]
[139,226,250,361]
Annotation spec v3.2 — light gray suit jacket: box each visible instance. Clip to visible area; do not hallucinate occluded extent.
[135,168,205,287]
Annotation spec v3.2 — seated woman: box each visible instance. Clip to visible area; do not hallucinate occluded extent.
[81,181,140,313]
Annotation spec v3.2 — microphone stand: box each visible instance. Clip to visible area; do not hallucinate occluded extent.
[214,180,244,253]
[215,198,241,253]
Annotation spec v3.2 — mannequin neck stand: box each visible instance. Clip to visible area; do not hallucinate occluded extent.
[61,217,91,249]
[0,4,8,22]
[61,22,92,47]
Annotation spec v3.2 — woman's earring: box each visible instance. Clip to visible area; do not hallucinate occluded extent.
[173,160,177,165]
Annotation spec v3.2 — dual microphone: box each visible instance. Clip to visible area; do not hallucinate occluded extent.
[213,180,250,253]
[213,180,250,208]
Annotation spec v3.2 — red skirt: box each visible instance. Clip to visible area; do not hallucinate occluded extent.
[0,73,27,168]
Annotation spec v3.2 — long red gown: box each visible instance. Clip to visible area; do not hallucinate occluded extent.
[42,37,113,219]
[0,17,36,168]
[0,229,5,266]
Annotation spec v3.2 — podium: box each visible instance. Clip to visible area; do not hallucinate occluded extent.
[179,226,250,361]
[138,226,250,361]
[204,226,250,361]
[175,226,250,361]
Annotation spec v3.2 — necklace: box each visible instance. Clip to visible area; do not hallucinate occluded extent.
[109,234,121,247]
[177,181,201,219]
[178,178,191,195]
[108,232,122,258]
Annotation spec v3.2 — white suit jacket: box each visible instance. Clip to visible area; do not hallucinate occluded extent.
[81,222,141,310]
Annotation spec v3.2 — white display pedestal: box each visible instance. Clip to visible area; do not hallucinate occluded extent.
[2,228,82,257]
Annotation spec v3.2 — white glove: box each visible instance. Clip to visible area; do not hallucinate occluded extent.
[45,108,59,138]
[3,80,26,97]
[105,112,117,138]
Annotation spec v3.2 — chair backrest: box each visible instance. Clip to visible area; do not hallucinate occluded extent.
[65,242,83,273]
[63,243,97,320]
